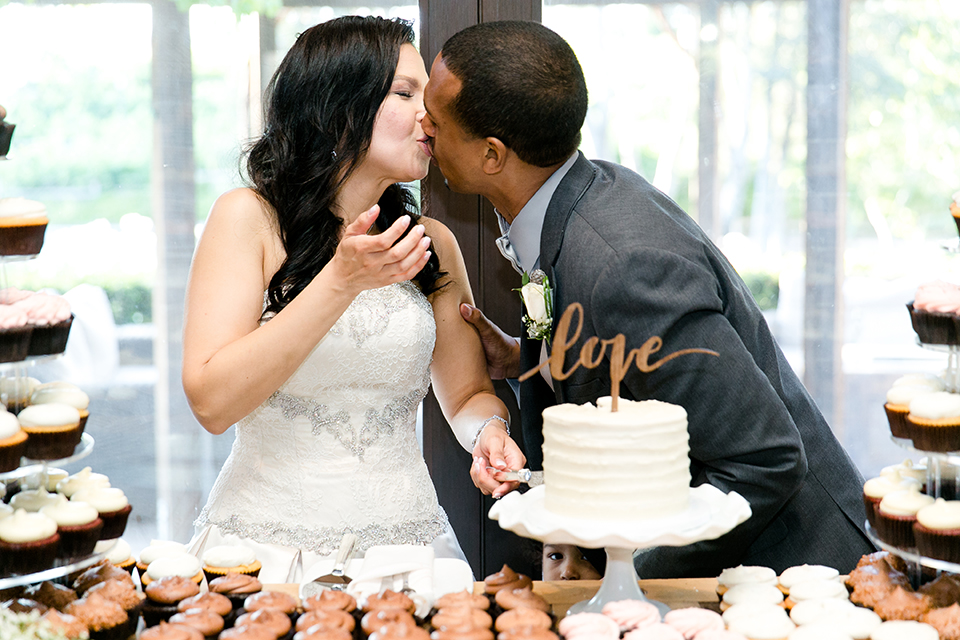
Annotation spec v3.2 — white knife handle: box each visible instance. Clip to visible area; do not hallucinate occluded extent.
[334,533,358,569]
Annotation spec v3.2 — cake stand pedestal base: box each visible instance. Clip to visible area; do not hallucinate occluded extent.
[566,547,670,617]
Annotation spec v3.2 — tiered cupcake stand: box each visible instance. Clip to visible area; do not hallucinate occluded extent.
[489,484,751,615]
[866,340,960,583]
[0,143,111,588]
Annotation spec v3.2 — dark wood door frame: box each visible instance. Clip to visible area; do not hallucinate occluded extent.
[418,0,541,579]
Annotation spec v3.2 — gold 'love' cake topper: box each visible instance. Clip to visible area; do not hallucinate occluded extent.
[519,302,720,411]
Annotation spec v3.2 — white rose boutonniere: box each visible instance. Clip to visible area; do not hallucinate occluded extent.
[517,269,554,342]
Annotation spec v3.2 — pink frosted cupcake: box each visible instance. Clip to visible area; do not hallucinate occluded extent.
[909,280,960,345]
[662,607,724,637]
[558,612,620,640]
[622,624,683,640]
[0,304,32,362]
[11,292,73,355]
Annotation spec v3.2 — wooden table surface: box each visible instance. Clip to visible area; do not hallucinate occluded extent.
[266,578,719,619]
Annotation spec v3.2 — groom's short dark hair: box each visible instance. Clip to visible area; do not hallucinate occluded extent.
[439,21,587,168]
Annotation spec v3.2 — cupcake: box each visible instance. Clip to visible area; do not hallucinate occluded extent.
[297,608,356,633]
[137,539,190,574]
[0,198,48,256]
[863,469,922,529]
[0,305,32,363]
[716,565,778,596]
[85,577,146,631]
[868,620,938,640]
[483,565,533,595]
[362,589,415,615]
[951,191,960,237]
[143,575,203,627]
[622,625,683,640]
[0,508,59,575]
[177,592,233,618]
[39,494,104,559]
[428,606,492,631]
[301,589,357,613]
[241,589,299,616]
[70,486,131,540]
[662,607,724,637]
[919,602,960,639]
[140,621,205,640]
[30,381,90,432]
[494,587,550,613]
[493,628,559,640]
[495,608,554,633]
[235,608,292,638]
[907,391,960,451]
[917,571,960,608]
[777,565,840,594]
[41,609,90,639]
[0,374,39,413]
[600,599,661,631]
[721,583,785,611]
[880,459,927,491]
[875,487,935,547]
[66,591,132,640]
[783,579,849,609]
[200,544,261,584]
[17,402,82,460]
[787,598,855,625]
[913,497,960,563]
[0,410,26,472]
[57,466,110,498]
[909,281,960,345]
[293,627,352,640]
[23,580,79,611]
[872,586,931,621]
[94,537,137,574]
[724,607,795,639]
[556,612,620,640]
[71,559,136,596]
[224,625,285,640]
[432,590,488,612]
[170,608,226,639]
[207,572,263,610]
[12,293,73,356]
[141,552,204,586]
[885,385,939,439]
[21,465,68,492]
[10,486,64,512]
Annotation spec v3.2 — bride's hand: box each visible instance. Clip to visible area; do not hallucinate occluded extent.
[331,205,432,294]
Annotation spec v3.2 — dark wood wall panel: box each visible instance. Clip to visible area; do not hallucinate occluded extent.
[419,0,540,579]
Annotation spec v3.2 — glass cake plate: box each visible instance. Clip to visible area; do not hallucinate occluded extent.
[488,484,751,615]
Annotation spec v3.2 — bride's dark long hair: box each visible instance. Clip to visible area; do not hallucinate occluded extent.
[246,16,444,318]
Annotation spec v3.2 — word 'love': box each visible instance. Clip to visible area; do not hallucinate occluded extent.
[519,303,719,411]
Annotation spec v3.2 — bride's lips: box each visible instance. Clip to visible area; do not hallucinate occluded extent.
[418,136,433,158]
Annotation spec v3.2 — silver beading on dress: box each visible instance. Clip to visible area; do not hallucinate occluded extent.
[195,281,451,556]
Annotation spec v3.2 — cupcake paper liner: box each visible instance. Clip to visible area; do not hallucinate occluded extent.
[27,314,73,356]
[57,518,105,560]
[884,404,913,439]
[863,494,882,529]
[0,325,32,363]
[913,522,960,564]
[908,416,960,452]
[97,504,132,540]
[874,509,919,548]
[22,422,83,460]
[908,302,960,346]
[0,430,27,472]
[0,533,60,576]
[0,223,48,257]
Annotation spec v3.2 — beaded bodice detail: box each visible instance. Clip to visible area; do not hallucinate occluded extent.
[196,281,448,555]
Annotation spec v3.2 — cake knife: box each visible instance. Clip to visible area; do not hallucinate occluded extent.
[486,467,544,486]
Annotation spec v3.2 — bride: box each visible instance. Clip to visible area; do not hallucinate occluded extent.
[181,15,525,583]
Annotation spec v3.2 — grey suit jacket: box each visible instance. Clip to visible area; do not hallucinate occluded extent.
[519,153,874,577]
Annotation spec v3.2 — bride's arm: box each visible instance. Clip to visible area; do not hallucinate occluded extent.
[425,219,526,494]
[182,188,431,435]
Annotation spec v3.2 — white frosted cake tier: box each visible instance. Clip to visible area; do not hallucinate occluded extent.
[489,483,751,550]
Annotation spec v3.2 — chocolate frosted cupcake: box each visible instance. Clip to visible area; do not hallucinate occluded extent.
[918,572,960,608]
[362,590,416,615]
[293,627,353,640]
[297,608,357,633]
[178,592,233,618]
[368,622,430,640]
[872,586,932,622]
[235,608,292,638]
[66,591,133,640]
[208,572,263,610]
[0,508,59,575]
[429,605,493,631]
[483,565,532,595]
[863,469,922,529]
[72,559,135,596]
[876,488,935,547]
[86,577,145,634]
[143,575,202,627]
[170,607,226,639]
[41,609,90,639]
[141,621,205,640]
[302,589,356,613]
[500,609,556,633]
[433,591,489,611]
[23,580,78,611]
[242,589,299,616]
[494,588,549,613]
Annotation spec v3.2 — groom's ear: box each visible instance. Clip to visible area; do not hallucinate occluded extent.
[481,137,509,175]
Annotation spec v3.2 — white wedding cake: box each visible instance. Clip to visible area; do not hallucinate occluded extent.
[542,396,690,521]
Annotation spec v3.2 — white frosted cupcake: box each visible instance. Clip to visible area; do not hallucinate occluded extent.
[137,539,189,574]
[17,402,82,460]
[40,494,103,559]
[869,620,938,640]
[21,466,68,492]
[721,583,785,611]
[9,485,62,512]
[0,197,48,256]
[789,598,855,625]
[95,537,136,573]
[787,625,852,640]
[907,390,960,452]
[56,466,110,498]
[913,497,960,563]
[143,552,204,586]
[885,385,939,439]
[863,469,922,529]
[717,565,778,595]
[30,382,90,431]
[880,459,927,488]
[876,487,935,547]
[0,409,26,472]
[0,508,59,575]
[784,579,849,609]
[70,486,130,540]
[200,544,262,583]
[0,375,39,412]
[726,606,795,639]
[778,565,840,594]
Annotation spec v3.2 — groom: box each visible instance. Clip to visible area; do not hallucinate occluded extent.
[421,20,875,577]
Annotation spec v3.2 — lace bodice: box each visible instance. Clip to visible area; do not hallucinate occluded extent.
[196,281,449,556]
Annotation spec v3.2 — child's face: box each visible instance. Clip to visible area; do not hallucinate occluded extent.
[542,544,602,580]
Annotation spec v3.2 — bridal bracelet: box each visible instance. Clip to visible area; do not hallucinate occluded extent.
[471,415,510,450]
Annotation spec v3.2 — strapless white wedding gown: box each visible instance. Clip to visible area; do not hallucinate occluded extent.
[189,281,465,583]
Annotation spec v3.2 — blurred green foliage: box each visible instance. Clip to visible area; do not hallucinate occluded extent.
[741,271,780,311]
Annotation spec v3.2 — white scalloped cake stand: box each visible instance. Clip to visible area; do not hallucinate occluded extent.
[488,484,751,615]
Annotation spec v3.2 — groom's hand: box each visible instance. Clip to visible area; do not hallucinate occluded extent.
[459,304,521,380]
